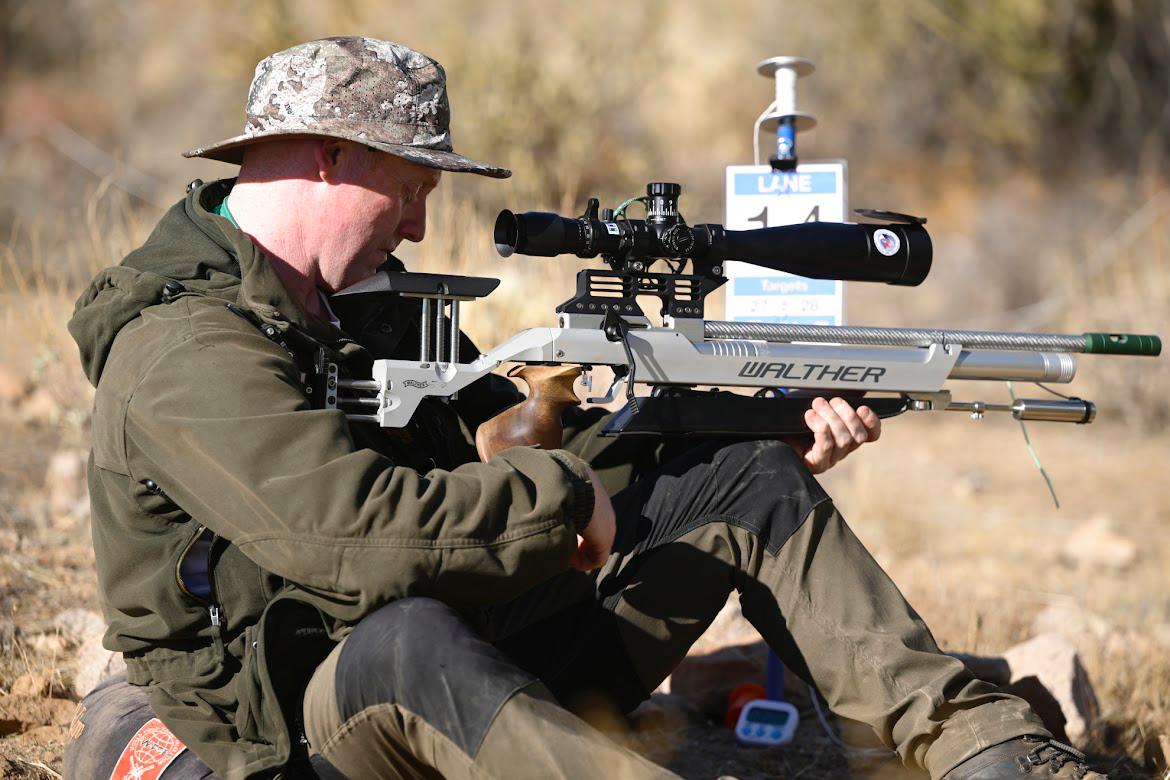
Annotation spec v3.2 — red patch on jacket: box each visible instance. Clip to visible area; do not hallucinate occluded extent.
[109,717,187,780]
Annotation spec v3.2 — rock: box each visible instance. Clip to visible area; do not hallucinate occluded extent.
[0,694,76,727]
[953,635,1100,747]
[1061,516,1137,571]
[0,366,30,404]
[26,633,68,656]
[629,693,706,735]
[10,673,48,697]
[1002,633,1099,747]
[19,390,60,426]
[72,634,126,698]
[1031,603,1110,650]
[21,723,66,743]
[1004,674,1070,743]
[0,754,63,780]
[671,642,768,718]
[52,607,104,645]
[627,693,707,760]
[44,450,89,518]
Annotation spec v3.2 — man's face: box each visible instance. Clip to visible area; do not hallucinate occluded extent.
[316,144,442,292]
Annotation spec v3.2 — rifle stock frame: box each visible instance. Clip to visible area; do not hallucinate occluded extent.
[329,270,1155,436]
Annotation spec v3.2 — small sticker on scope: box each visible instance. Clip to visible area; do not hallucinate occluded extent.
[604,222,620,235]
[873,228,901,256]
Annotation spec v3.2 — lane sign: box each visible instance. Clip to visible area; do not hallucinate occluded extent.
[724,162,847,325]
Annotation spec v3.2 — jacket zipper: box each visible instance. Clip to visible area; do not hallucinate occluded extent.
[205,531,225,657]
[175,524,225,655]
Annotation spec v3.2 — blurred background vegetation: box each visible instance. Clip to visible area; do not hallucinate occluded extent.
[2,0,1167,426]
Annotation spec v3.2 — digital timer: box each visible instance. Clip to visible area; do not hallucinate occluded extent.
[734,699,799,746]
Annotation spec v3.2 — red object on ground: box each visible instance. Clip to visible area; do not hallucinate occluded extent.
[725,682,768,729]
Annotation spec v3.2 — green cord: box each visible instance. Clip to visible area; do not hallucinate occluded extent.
[1007,381,1060,509]
[613,195,650,219]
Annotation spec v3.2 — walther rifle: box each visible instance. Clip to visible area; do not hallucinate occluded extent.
[330,183,1161,455]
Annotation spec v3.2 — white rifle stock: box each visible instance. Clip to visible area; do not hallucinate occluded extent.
[328,273,1159,438]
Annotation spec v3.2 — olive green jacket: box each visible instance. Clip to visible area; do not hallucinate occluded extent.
[69,180,612,777]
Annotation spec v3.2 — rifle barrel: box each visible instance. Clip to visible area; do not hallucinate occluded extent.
[704,321,1160,356]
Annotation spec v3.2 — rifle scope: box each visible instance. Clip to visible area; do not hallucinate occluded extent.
[494,182,932,286]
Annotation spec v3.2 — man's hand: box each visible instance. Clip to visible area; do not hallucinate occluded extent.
[789,397,882,475]
[570,466,616,572]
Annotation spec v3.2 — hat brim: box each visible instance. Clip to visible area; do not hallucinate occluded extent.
[183,129,511,179]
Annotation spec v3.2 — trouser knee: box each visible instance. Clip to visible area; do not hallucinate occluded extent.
[63,672,215,779]
[686,439,829,555]
[334,597,539,757]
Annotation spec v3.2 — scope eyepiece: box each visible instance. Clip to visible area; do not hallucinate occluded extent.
[494,210,585,258]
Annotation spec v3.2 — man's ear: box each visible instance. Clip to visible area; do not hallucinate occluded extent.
[314,139,346,183]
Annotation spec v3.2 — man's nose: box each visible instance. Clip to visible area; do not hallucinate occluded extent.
[399,200,427,243]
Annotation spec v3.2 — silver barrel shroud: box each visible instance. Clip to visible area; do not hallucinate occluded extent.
[705,321,1087,352]
[948,351,1076,382]
[702,321,1078,383]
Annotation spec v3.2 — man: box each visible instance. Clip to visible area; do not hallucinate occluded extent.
[66,37,1097,779]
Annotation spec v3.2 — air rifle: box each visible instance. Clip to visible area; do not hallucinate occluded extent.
[330,183,1161,458]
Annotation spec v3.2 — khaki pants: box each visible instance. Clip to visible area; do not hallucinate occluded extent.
[303,440,1048,779]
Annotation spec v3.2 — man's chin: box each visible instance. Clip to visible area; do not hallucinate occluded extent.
[333,266,381,294]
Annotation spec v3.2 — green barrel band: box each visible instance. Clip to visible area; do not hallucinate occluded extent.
[1082,332,1162,356]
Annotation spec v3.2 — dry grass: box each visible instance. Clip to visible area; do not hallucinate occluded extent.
[2,1,1169,775]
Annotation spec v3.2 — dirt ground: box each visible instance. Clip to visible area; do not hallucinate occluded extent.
[0,300,1167,778]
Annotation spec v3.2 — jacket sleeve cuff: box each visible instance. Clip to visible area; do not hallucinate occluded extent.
[546,449,595,534]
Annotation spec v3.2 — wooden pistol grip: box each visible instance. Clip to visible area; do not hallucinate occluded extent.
[475,365,583,461]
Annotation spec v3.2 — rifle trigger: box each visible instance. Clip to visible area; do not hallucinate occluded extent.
[599,310,640,411]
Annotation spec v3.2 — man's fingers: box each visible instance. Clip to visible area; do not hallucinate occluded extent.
[805,405,829,434]
[804,407,833,453]
[802,408,833,473]
[830,397,872,445]
[814,397,859,451]
[801,398,882,475]
[573,467,617,572]
[857,404,882,442]
[570,537,608,571]
[569,539,593,571]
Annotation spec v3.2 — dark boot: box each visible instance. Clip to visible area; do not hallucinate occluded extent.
[943,737,1104,779]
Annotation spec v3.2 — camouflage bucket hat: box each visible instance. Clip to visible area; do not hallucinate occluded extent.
[183,36,510,178]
